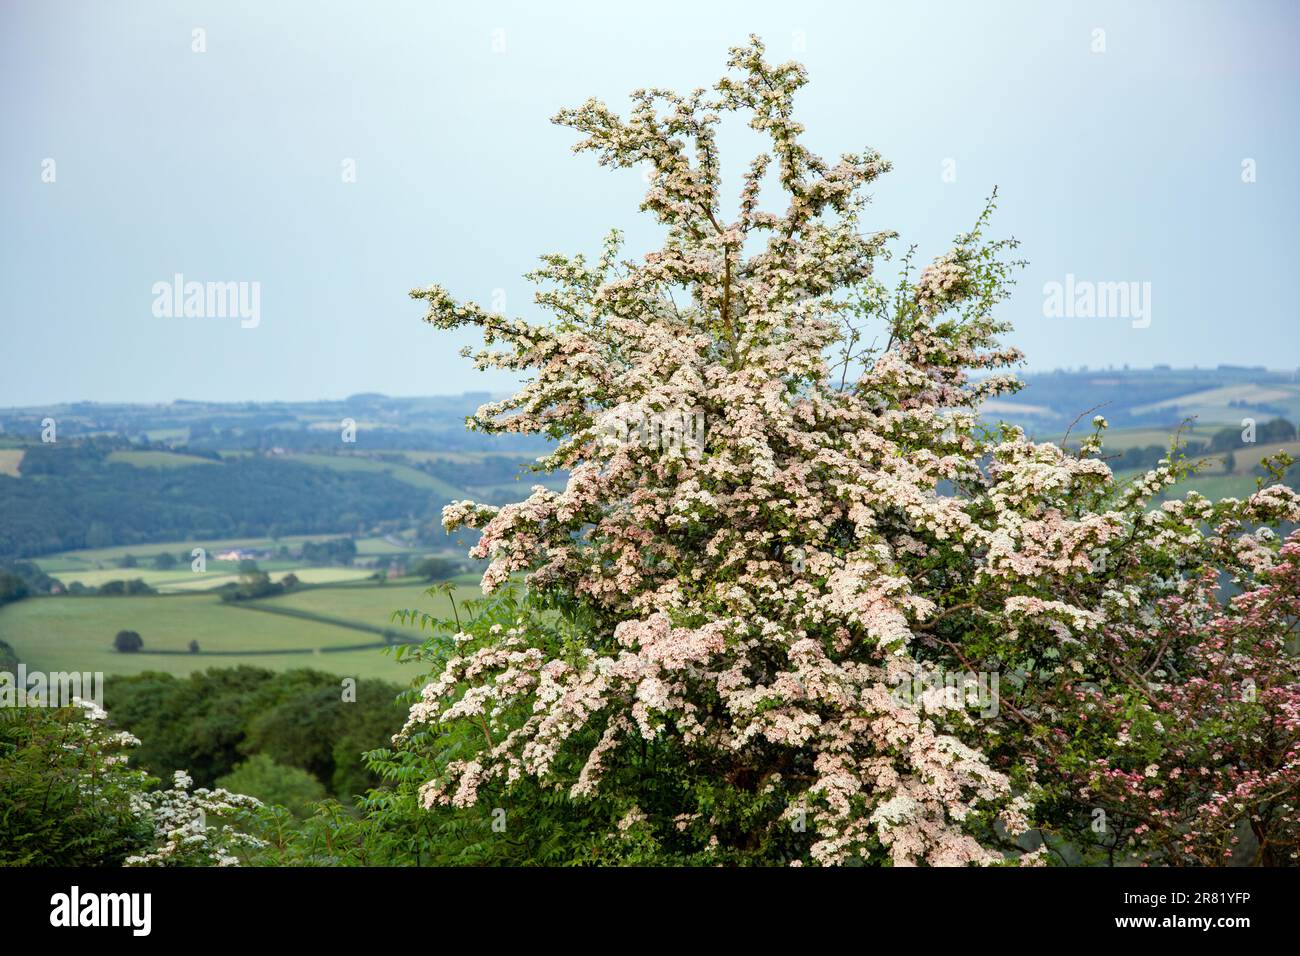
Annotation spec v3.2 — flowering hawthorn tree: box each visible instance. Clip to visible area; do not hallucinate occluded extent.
[400,36,1300,866]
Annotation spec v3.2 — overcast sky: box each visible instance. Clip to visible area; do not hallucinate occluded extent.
[2,0,1298,405]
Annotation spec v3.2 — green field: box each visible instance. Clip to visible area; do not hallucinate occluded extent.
[35,533,339,569]
[141,427,190,442]
[262,577,482,632]
[353,535,420,556]
[1159,473,1266,501]
[1095,423,1229,451]
[401,450,529,465]
[1231,439,1300,474]
[1111,468,1267,502]
[34,532,450,577]
[288,453,466,499]
[47,566,375,593]
[105,449,219,468]
[0,580,468,682]
[1104,426,1300,502]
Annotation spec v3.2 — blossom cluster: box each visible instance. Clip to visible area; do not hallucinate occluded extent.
[124,770,266,867]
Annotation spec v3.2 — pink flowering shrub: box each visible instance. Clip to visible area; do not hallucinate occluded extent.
[397,36,1300,866]
[1068,539,1300,865]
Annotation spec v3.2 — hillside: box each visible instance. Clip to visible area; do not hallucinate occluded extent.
[2,369,1298,561]
[0,393,557,560]
[986,365,1300,433]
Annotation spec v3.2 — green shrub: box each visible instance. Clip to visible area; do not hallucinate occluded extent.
[217,754,326,819]
[0,703,152,866]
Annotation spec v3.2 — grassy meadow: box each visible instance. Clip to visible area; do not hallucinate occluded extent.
[0,592,401,681]
[3,509,483,683]
[40,565,374,592]
[0,574,480,682]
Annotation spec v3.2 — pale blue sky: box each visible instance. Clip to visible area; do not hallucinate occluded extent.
[2,0,1298,405]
